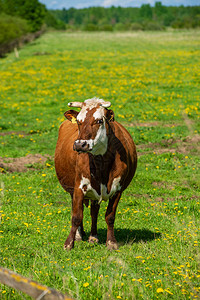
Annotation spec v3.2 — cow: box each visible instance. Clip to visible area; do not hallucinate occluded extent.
[55,98,137,250]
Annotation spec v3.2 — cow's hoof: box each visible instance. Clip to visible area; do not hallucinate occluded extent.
[106,240,118,250]
[88,235,99,243]
[64,240,74,251]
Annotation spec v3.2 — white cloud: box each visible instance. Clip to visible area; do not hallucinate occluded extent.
[75,0,101,8]
[102,0,116,6]
[102,0,134,6]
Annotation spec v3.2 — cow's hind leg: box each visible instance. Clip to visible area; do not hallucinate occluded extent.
[89,201,100,243]
[105,192,121,250]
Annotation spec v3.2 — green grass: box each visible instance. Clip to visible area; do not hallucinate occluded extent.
[0,30,200,299]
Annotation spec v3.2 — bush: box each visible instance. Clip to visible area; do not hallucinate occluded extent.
[99,24,113,31]
[114,23,126,31]
[171,16,200,29]
[114,23,132,31]
[83,23,99,31]
[143,21,165,31]
[0,14,30,46]
[65,24,77,31]
[130,23,144,31]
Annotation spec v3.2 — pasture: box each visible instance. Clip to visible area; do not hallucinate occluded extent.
[0,30,200,299]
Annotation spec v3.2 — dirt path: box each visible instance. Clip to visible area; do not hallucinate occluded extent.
[137,135,200,156]
[0,134,199,173]
[0,154,53,173]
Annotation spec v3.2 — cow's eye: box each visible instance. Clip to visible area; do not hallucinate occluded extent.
[96,119,103,125]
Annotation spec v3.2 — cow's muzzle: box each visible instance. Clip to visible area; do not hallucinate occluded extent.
[73,140,91,153]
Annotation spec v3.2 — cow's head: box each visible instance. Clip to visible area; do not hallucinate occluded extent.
[64,98,114,156]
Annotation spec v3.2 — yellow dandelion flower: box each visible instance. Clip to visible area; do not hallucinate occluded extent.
[83,282,89,288]
[165,289,173,295]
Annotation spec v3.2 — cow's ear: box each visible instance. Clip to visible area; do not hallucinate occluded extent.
[106,109,115,122]
[64,110,78,123]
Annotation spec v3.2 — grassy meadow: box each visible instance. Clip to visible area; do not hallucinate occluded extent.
[0,30,200,299]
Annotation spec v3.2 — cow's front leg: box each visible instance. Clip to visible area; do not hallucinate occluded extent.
[71,192,85,241]
[75,221,85,241]
[105,192,121,250]
[64,189,84,250]
[89,201,100,243]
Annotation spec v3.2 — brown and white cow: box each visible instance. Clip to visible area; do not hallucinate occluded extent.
[55,98,137,250]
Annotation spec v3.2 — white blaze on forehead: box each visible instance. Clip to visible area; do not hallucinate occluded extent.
[93,107,105,120]
[84,98,105,106]
[77,106,88,122]
[77,98,107,122]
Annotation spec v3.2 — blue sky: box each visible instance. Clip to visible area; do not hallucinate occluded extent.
[39,0,200,9]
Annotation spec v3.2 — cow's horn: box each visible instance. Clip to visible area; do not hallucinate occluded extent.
[100,101,111,108]
[68,102,83,108]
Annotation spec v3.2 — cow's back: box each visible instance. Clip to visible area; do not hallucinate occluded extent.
[55,120,78,195]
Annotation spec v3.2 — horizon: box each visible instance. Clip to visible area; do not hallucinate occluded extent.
[39,0,200,10]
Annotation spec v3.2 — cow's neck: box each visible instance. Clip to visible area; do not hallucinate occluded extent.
[89,149,114,186]
[89,125,118,185]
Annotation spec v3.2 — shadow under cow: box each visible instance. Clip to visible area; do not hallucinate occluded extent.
[83,228,161,245]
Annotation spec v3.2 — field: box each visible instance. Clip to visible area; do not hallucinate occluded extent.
[0,30,200,299]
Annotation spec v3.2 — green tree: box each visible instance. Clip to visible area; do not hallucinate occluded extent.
[2,0,46,31]
[140,4,153,20]
[19,0,46,31]
[154,2,167,17]
[44,11,65,30]
[0,13,29,45]
[0,0,4,12]
[48,4,200,31]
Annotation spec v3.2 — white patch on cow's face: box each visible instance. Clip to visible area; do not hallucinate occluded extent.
[77,106,88,122]
[76,105,108,156]
[91,121,108,155]
[93,107,104,120]
[79,176,121,204]
[77,122,108,156]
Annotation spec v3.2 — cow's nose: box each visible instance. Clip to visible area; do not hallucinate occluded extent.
[73,140,89,152]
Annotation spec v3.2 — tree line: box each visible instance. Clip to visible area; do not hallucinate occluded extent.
[0,0,199,56]
[51,3,200,31]
[0,0,64,55]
